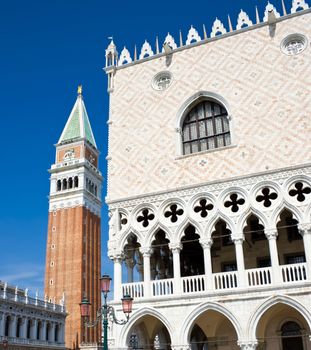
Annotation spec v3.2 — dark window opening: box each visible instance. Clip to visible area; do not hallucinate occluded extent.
[182,100,230,155]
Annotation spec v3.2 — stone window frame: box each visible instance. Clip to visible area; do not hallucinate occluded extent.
[175,91,235,157]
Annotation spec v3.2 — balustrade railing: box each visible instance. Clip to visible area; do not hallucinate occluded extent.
[122,282,144,299]
[152,279,174,297]
[247,267,272,287]
[120,263,310,300]
[182,275,206,294]
[281,263,307,283]
[213,271,238,290]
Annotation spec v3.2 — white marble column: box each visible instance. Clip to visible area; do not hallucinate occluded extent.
[0,313,5,336]
[200,239,213,290]
[20,317,27,338]
[267,230,281,283]
[40,320,47,341]
[233,238,246,287]
[299,224,311,278]
[30,319,37,339]
[113,255,123,301]
[140,247,151,298]
[169,243,182,295]
[9,315,17,337]
[49,323,56,342]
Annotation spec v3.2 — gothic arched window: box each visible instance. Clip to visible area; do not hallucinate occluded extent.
[182,100,230,155]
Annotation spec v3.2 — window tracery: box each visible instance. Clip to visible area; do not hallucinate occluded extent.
[182,100,231,155]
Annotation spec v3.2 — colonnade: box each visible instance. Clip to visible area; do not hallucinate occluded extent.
[0,313,65,344]
[112,222,311,300]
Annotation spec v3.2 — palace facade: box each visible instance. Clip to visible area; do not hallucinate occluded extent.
[105,1,311,350]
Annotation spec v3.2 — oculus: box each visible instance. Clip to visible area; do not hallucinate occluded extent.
[152,71,172,91]
[281,33,308,55]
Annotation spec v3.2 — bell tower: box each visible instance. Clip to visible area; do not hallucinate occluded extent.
[44,86,102,349]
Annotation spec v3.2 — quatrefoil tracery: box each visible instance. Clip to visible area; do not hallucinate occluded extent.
[137,209,155,227]
[194,199,214,218]
[164,204,184,223]
[256,187,278,207]
[120,213,128,227]
[289,182,311,202]
[224,193,245,213]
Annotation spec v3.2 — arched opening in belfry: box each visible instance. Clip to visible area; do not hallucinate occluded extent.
[277,209,305,266]
[74,176,79,188]
[211,219,236,273]
[126,315,171,350]
[123,233,142,283]
[57,180,61,191]
[255,302,309,350]
[62,178,67,190]
[150,230,173,280]
[68,177,73,189]
[180,224,204,277]
[243,214,270,270]
[189,309,239,350]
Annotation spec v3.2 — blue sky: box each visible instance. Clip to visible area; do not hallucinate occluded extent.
[0,0,289,297]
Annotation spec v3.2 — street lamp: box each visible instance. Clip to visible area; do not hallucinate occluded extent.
[80,274,133,350]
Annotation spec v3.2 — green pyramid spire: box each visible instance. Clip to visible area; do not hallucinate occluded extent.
[58,86,97,148]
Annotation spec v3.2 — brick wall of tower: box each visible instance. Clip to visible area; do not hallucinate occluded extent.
[44,206,101,349]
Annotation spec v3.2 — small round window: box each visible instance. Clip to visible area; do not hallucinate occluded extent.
[281,33,308,55]
[152,71,172,91]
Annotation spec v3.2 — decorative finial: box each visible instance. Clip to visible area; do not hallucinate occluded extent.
[281,0,287,15]
[179,30,183,47]
[228,14,233,32]
[156,36,159,54]
[77,85,82,95]
[203,24,207,39]
[256,6,260,24]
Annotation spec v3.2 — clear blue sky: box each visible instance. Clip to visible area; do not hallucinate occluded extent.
[0,0,287,296]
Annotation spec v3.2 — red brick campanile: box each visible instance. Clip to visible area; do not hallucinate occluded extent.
[44,87,102,349]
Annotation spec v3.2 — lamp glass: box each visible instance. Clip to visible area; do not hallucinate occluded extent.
[80,298,91,317]
[100,274,112,293]
[122,294,133,314]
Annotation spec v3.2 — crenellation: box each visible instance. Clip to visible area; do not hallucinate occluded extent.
[105,0,310,70]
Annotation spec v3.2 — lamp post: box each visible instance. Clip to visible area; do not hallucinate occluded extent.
[80,274,133,350]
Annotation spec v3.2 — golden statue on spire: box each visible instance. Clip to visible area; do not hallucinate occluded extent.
[77,85,82,95]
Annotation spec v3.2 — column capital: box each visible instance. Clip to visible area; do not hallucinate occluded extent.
[199,238,213,249]
[232,236,244,245]
[266,229,278,240]
[140,247,151,257]
[237,340,258,350]
[298,223,311,236]
[169,242,182,252]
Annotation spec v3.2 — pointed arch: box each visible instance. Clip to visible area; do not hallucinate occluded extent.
[119,227,145,251]
[238,208,268,235]
[271,204,302,228]
[118,307,175,347]
[248,295,311,341]
[205,212,235,239]
[180,301,243,344]
[146,223,173,247]
[176,218,203,243]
